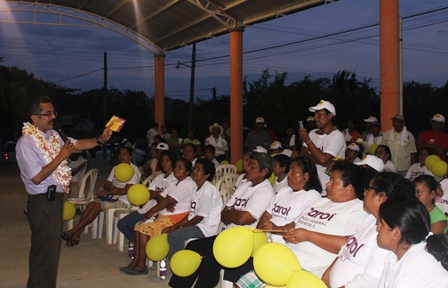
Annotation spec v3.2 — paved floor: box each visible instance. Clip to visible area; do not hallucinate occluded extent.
[0,158,172,288]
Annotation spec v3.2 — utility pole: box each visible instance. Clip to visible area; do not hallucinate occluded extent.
[103,52,108,124]
[103,52,108,160]
[188,44,196,131]
[176,44,196,131]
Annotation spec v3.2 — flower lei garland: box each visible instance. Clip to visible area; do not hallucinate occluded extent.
[22,122,71,193]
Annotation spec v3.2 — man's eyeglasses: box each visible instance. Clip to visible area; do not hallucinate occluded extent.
[35,111,58,117]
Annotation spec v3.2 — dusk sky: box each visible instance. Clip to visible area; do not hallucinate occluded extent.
[1,0,447,101]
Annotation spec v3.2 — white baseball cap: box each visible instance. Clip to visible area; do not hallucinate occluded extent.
[255,117,265,124]
[363,116,378,123]
[308,100,336,116]
[269,141,282,150]
[347,143,360,152]
[253,146,268,154]
[355,155,385,172]
[156,143,169,150]
[280,149,292,157]
[431,114,445,123]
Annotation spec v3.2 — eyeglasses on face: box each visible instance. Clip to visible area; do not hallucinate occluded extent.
[364,186,377,192]
[35,111,58,117]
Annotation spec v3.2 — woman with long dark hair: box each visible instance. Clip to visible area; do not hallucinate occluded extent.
[377,196,448,287]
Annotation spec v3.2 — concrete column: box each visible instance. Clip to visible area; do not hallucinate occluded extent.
[154,53,165,131]
[380,0,400,131]
[229,27,244,164]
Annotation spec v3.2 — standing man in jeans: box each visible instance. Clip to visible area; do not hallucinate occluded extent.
[16,96,112,288]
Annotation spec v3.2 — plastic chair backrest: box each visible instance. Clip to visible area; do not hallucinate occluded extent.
[141,174,155,187]
[214,173,239,191]
[213,164,237,185]
[216,164,237,175]
[77,168,99,200]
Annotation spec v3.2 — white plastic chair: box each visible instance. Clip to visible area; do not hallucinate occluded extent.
[101,175,155,246]
[212,164,237,185]
[66,168,99,235]
[214,173,239,191]
[214,173,238,206]
[141,174,155,186]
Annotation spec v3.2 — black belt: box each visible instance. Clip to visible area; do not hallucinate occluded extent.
[29,193,65,199]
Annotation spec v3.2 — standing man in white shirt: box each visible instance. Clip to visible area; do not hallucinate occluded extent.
[146,122,159,148]
[298,100,346,194]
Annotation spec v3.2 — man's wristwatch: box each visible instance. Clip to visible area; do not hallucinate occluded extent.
[96,136,103,145]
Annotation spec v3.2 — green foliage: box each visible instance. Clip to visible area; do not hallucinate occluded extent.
[1,64,447,146]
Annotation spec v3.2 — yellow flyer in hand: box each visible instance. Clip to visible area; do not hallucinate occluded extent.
[106,115,126,132]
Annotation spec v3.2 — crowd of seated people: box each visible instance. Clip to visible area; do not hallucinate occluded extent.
[64,116,448,287]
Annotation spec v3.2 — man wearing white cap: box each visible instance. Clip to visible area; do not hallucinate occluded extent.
[345,143,362,163]
[381,114,417,176]
[298,100,346,194]
[362,116,378,141]
[365,120,383,145]
[244,117,272,151]
[417,114,448,161]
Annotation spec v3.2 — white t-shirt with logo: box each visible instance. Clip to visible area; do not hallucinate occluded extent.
[137,172,178,214]
[405,163,434,182]
[267,187,321,244]
[159,177,196,216]
[188,181,222,237]
[225,179,275,229]
[107,163,141,205]
[286,198,368,271]
[330,214,389,288]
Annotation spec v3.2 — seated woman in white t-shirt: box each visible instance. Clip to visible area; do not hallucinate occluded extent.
[237,161,369,288]
[120,158,196,275]
[283,161,369,274]
[376,196,448,288]
[375,145,398,173]
[322,172,413,288]
[164,158,223,260]
[258,156,322,244]
[405,148,434,181]
[62,147,140,246]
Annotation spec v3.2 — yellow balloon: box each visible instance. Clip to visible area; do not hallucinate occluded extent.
[430,160,448,177]
[146,233,170,261]
[253,243,301,286]
[62,202,76,221]
[170,250,202,277]
[251,229,268,257]
[220,160,230,165]
[127,184,150,206]
[425,155,441,170]
[268,173,276,186]
[368,144,378,155]
[235,158,244,173]
[213,226,253,268]
[286,270,327,288]
[114,163,135,182]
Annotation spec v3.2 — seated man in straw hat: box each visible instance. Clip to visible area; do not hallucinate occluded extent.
[205,122,229,163]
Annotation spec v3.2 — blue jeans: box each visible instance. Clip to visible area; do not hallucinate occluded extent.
[167,226,205,260]
[117,211,145,243]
